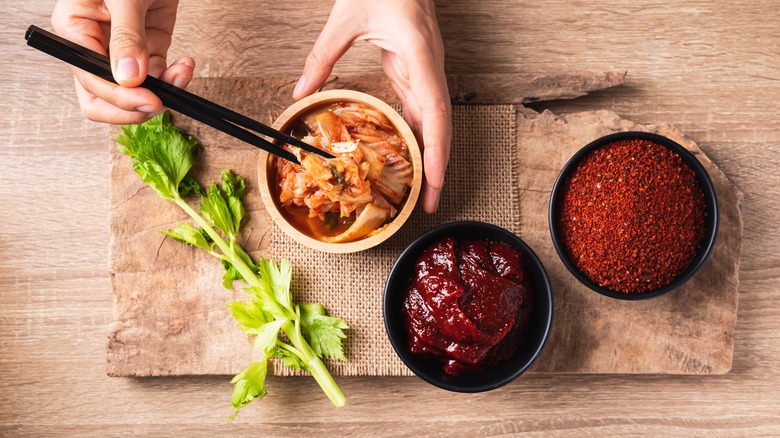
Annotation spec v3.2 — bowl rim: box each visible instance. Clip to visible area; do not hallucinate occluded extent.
[548,131,720,300]
[383,220,554,392]
[257,89,422,254]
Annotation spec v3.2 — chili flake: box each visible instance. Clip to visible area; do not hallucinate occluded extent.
[558,138,706,293]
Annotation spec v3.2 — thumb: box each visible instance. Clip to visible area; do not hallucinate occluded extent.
[106,0,149,87]
[293,12,357,100]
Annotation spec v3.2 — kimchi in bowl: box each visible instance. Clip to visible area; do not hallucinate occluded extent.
[258,90,422,253]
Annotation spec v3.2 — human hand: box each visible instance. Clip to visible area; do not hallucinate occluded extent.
[293,0,451,214]
[51,0,195,124]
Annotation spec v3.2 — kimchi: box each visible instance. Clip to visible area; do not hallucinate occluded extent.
[275,102,414,243]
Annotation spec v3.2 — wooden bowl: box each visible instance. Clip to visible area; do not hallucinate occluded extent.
[258,89,423,253]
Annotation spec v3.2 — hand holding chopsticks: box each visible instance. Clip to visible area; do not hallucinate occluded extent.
[25,25,333,165]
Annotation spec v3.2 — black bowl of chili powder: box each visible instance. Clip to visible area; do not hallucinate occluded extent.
[549,131,718,299]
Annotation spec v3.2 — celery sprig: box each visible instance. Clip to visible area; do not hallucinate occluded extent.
[115,112,348,420]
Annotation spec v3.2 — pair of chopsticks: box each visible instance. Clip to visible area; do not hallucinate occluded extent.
[24,25,333,165]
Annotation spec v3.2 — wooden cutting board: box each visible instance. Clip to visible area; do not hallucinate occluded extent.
[106,72,742,376]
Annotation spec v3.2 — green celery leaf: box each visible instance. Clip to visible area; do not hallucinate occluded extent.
[221,260,242,290]
[258,258,293,310]
[228,196,245,233]
[130,160,177,201]
[227,299,269,334]
[268,344,306,371]
[115,112,197,200]
[299,303,349,361]
[222,170,246,228]
[200,182,237,238]
[222,169,246,198]
[229,360,268,421]
[247,283,295,321]
[198,171,248,241]
[179,177,205,198]
[252,319,287,354]
[161,222,213,251]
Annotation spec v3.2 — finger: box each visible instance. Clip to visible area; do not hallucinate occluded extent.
[382,51,421,136]
[53,1,161,121]
[418,96,451,214]
[51,0,111,57]
[293,9,359,100]
[74,77,157,124]
[409,58,451,214]
[147,54,168,79]
[105,0,150,87]
[72,65,163,113]
[158,56,196,88]
[398,89,422,140]
[144,3,179,76]
[382,49,451,214]
[73,56,191,121]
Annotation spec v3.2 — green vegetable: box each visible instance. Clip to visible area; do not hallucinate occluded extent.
[328,166,345,186]
[116,112,348,420]
[323,211,339,229]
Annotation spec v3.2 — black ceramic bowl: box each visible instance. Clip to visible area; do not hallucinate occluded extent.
[383,221,553,392]
[549,131,719,300]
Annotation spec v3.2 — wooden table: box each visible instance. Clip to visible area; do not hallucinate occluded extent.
[2,1,778,435]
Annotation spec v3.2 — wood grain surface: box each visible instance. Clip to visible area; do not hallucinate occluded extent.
[2,0,779,436]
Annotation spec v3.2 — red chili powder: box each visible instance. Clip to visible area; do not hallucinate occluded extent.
[558,138,707,293]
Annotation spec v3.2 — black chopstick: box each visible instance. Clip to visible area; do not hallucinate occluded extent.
[24,25,299,164]
[25,25,334,163]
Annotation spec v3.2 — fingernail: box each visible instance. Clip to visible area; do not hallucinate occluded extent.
[136,105,159,113]
[172,75,188,89]
[116,57,140,82]
[293,75,308,98]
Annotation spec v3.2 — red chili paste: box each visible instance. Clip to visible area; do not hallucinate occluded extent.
[402,236,533,375]
[558,139,706,293]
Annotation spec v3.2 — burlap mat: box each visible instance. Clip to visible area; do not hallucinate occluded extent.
[270,105,518,376]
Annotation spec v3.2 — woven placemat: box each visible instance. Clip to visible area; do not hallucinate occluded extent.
[270,105,518,376]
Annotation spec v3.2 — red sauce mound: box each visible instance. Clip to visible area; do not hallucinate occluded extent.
[402,236,534,375]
